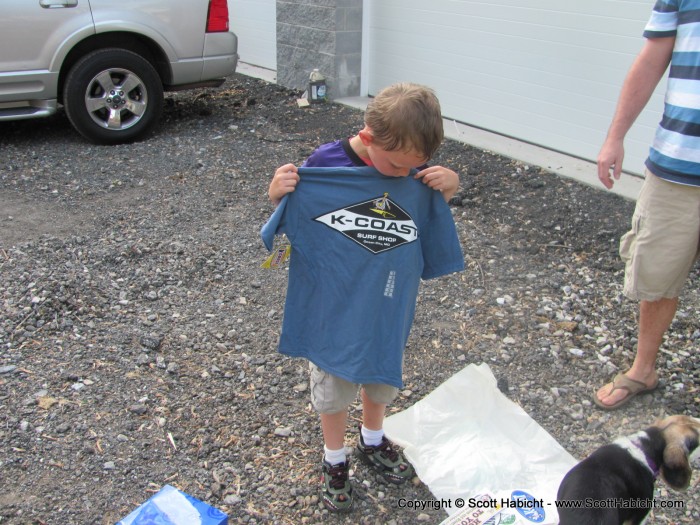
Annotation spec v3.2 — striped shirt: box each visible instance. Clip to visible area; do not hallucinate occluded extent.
[645,0,700,185]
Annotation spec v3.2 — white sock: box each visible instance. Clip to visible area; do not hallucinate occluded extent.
[324,445,346,465]
[361,426,384,447]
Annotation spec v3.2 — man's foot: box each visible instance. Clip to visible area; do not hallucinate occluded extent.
[594,371,659,410]
[355,434,413,484]
[320,460,353,512]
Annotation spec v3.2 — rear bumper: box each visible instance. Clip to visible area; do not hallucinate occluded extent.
[202,31,238,80]
[165,78,227,91]
[167,31,238,89]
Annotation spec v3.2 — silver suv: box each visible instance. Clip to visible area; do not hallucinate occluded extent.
[1,0,238,144]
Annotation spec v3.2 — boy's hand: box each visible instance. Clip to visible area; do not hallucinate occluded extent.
[269,163,300,205]
[415,166,459,202]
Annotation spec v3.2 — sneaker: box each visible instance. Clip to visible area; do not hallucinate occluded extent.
[320,460,353,512]
[355,434,414,484]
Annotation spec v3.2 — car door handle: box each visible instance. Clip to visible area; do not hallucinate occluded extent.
[40,0,79,7]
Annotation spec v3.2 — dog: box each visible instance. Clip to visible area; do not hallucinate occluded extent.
[556,415,700,525]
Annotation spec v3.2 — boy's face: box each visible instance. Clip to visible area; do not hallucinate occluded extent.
[360,129,428,177]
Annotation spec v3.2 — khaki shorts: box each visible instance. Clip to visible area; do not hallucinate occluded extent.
[309,362,399,414]
[620,170,700,301]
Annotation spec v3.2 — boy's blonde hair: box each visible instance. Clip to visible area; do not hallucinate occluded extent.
[364,83,444,160]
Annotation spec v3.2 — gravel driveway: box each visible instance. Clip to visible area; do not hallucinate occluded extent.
[2,73,700,525]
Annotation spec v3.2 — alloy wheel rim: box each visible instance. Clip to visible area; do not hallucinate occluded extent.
[84,67,148,130]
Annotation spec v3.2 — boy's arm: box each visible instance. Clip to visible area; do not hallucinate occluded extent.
[414,165,460,202]
[269,163,300,206]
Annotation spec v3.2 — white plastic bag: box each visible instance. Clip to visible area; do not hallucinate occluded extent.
[385,363,576,523]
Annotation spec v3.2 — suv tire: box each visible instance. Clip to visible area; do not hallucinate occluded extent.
[64,48,164,144]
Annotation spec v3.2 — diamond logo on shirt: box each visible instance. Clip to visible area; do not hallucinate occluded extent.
[314,193,418,254]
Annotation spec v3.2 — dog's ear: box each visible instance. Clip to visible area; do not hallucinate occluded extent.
[661,444,692,489]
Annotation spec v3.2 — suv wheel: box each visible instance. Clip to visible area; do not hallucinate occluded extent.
[64,48,163,144]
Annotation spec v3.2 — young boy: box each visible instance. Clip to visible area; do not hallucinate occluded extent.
[262,83,464,512]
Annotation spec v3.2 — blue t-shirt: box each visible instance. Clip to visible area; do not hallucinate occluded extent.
[261,166,464,387]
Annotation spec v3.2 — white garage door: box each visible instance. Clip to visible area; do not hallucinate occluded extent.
[229,0,276,71]
[365,0,666,176]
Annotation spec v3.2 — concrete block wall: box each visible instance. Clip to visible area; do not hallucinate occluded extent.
[276,0,362,100]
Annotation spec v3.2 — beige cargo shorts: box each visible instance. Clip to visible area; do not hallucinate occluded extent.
[620,170,700,301]
[309,362,399,414]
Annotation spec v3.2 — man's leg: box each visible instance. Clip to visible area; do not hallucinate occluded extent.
[596,296,678,407]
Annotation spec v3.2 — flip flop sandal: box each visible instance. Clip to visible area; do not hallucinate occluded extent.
[593,372,659,411]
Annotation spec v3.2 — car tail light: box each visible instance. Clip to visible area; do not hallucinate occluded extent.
[206,0,229,32]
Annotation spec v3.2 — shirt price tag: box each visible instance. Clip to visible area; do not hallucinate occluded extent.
[261,237,291,269]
